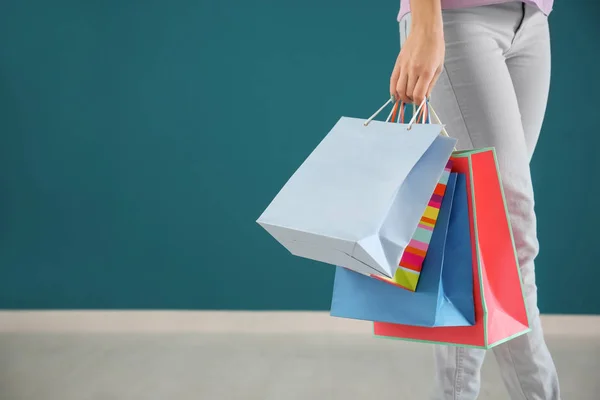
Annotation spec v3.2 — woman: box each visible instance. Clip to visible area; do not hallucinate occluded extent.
[390,1,560,399]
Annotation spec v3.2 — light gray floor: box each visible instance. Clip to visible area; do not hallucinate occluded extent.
[1,333,598,400]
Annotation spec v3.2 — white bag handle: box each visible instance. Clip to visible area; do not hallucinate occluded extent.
[364,97,429,126]
[407,97,429,128]
[364,97,451,140]
[364,97,394,126]
[427,104,450,138]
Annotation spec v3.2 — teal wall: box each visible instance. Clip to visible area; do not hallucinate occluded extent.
[0,1,598,312]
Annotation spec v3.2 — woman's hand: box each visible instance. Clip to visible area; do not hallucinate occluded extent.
[390,0,445,105]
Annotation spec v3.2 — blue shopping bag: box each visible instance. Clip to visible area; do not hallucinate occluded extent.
[330,173,475,327]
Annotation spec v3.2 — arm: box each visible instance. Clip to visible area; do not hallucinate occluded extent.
[390,0,445,105]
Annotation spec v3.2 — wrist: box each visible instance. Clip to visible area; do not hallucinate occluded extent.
[409,0,444,36]
[411,17,443,36]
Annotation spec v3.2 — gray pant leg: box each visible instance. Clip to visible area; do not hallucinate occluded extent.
[400,3,559,399]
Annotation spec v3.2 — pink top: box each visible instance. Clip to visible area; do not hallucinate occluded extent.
[398,0,553,21]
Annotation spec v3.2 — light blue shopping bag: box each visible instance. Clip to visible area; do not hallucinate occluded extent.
[257,99,457,279]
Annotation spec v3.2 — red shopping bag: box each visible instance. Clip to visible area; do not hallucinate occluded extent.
[373,148,530,349]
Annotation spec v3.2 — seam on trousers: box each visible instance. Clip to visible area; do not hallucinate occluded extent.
[506,342,531,400]
[441,64,475,150]
[506,3,529,57]
[454,347,463,400]
[510,3,527,47]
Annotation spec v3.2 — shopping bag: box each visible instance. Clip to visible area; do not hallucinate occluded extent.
[370,102,455,291]
[257,99,457,279]
[330,172,475,327]
[373,149,530,348]
[375,158,454,291]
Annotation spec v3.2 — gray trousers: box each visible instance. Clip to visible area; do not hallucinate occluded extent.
[400,2,560,399]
